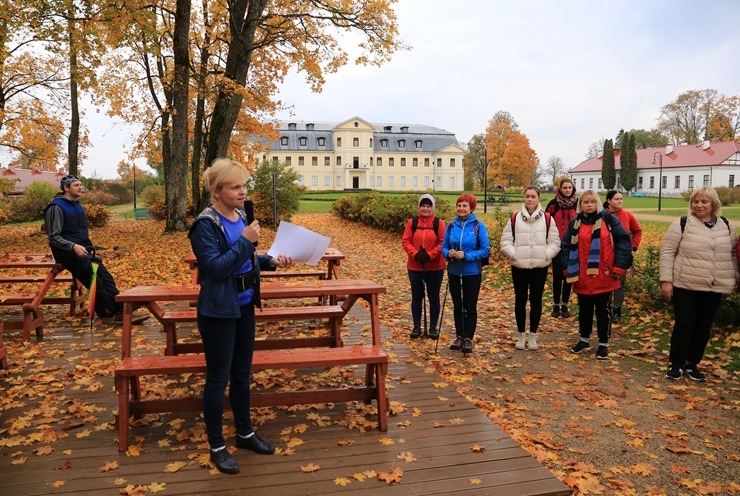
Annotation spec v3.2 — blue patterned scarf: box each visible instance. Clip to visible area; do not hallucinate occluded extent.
[566,216,602,283]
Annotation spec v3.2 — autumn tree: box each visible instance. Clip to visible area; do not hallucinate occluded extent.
[601,139,615,190]
[484,111,538,188]
[463,134,486,190]
[621,132,637,192]
[544,156,567,186]
[657,89,740,145]
[585,139,605,159]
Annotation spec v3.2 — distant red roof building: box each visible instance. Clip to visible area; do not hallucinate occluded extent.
[568,141,740,193]
[0,167,66,196]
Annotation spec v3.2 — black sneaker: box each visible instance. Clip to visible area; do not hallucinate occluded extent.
[560,305,571,318]
[449,336,463,351]
[596,345,608,360]
[428,327,439,339]
[409,326,421,339]
[683,363,706,382]
[611,307,621,323]
[461,337,473,354]
[550,305,561,318]
[665,364,683,381]
[570,340,591,354]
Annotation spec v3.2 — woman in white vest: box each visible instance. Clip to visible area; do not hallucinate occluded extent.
[500,186,561,350]
[660,186,738,382]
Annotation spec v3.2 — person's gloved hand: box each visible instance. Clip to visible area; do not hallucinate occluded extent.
[414,248,430,264]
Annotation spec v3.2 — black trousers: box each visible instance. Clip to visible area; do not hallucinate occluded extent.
[511,266,549,334]
[577,292,612,344]
[669,287,722,366]
[551,257,573,306]
[448,273,481,340]
[52,248,121,317]
[408,269,444,330]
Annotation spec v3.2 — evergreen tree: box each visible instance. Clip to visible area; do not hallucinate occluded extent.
[601,139,616,189]
[621,132,638,192]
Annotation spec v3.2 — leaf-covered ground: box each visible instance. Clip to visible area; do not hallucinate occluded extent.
[0,214,738,495]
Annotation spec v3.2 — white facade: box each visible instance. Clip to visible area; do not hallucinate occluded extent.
[258,117,465,192]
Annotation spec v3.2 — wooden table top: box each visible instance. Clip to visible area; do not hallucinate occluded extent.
[0,253,60,269]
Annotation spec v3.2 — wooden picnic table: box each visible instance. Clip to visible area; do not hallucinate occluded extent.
[0,253,86,341]
[183,248,345,283]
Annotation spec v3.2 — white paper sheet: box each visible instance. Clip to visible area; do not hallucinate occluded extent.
[266,221,331,265]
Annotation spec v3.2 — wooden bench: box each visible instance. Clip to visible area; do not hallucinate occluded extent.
[0,323,7,370]
[0,283,86,341]
[134,208,153,220]
[114,346,388,451]
[260,270,326,280]
[160,304,345,355]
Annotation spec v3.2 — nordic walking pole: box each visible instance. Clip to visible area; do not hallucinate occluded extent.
[434,270,449,354]
[421,262,428,338]
[458,256,467,354]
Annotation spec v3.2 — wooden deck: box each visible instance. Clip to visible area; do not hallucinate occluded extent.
[0,305,570,496]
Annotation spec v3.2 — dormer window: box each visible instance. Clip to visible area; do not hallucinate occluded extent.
[280,136,289,146]
[288,123,297,130]
[317,137,325,146]
[298,136,307,146]
[306,123,314,130]
[398,139,406,148]
[400,126,409,132]
[415,140,423,149]
[380,139,388,148]
[384,125,392,132]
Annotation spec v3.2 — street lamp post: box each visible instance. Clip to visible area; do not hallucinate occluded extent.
[132,165,137,210]
[652,151,663,212]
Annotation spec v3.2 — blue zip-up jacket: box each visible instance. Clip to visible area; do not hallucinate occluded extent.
[442,213,490,276]
[188,205,275,319]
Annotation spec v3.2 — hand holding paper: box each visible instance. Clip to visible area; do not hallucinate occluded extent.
[267,222,331,265]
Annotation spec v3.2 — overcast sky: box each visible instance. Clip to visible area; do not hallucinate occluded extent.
[85,0,740,179]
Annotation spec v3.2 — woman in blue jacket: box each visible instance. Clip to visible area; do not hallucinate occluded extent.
[442,193,491,353]
[189,159,291,474]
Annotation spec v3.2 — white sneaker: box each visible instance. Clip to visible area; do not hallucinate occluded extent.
[527,333,539,350]
[515,333,526,350]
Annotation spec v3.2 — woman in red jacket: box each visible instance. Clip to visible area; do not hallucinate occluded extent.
[545,178,578,318]
[402,194,446,339]
[604,190,642,323]
[559,190,632,360]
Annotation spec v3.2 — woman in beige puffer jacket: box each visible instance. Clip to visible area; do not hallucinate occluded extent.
[660,186,738,382]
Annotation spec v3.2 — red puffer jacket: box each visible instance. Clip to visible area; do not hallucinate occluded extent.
[559,212,632,296]
[402,215,446,271]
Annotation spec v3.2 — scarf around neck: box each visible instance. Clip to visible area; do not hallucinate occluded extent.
[566,213,602,283]
[556,189,578,210]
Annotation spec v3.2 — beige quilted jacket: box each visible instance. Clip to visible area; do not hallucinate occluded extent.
[660,215,738,293]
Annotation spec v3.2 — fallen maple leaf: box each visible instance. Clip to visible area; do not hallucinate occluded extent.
[51,480,66,488]
[334,477,352,486]
[671,465,692,474]
[164,461,187,473]
[337,439,354,447]
[99,460,119,472]
[378,467,403,485]
[470,477,482,485]
[378,437,394,445]
[301,463,320,473]
[397,451,416,462]
[149,482,166,493]
[471,444,485,452]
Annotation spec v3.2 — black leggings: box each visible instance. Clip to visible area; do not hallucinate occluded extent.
[511,266,549,334]
[669,288,722,366]
[448,273,481,340]
[577,292,612,344]
[551,256,572,306]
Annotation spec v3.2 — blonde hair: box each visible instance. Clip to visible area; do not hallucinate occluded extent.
[576,189,603,214]
[688,186,721,218]
[203,158,249,202]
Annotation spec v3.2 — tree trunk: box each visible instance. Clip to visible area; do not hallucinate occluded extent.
[67,14,79,177]
[165,0,192,233]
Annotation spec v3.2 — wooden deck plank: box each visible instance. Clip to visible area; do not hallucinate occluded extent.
[0,305,570,496]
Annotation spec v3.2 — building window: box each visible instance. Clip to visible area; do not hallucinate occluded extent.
[437,158,442,167]
[413,158,418,167]
[703,174,709,186]
[369,138,373,147]
[580,178,585,189]
[317,137,325,146]
[299,137,307,146]
[298,156,305,166]
[280,136,289,146]
[450,177,456,189]
[415,140,423,149]
[353,137,359,147]
[730,175,735,187]
[649,176,655,188]
[424,176,429,187]
[312,176,318,186]
[617,177,621,188]
[324,176,330,186]
[662,176,667,189]
[638,176,643,188]
[412,176,418,187]
[674,176,680,188]
[389,176,394,187]
[401,158,406,167]
[380,139,388,148]
[286,156,291,166]
[337,137,342,147]
[400,176,406,186]
[336,156,341,166]
[312,156,318,166]
[377,157,382,167]
[398,139,406,148]
[389,158,395,167]
[598,178,602,189]
[424,158,430,167]
[272,156,279,164]
[298,175,304,185]
[450,158,455,168]
[324,156,330,166]
[688,175,694,188]
[376,176,382,187]
[336,176,341,187]
[589,178,593,188]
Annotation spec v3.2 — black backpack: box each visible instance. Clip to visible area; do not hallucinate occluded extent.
[411,216,440,235]
[680,215,730,233]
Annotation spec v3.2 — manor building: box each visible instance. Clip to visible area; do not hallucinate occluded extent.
[569,141,740,195]
[258,116,465,192]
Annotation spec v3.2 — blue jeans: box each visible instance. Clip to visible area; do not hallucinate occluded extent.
[198,304,256,450]
[408,269,444,330]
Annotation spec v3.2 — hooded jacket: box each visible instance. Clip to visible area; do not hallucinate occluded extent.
[442,213,490,277]
[545,187,578,241]
[402,214,447,271]
[500,203,561,269]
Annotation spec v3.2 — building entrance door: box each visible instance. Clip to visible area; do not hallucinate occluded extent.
[352,177,359,189]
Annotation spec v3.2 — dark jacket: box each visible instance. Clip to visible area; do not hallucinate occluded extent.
[44,194,92,253]
[188,206,275,319]
[545,189,578,242]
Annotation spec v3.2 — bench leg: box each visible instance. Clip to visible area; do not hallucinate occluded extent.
[115,375,131,452]
[163,323,175,356]
[364,363,388,432]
